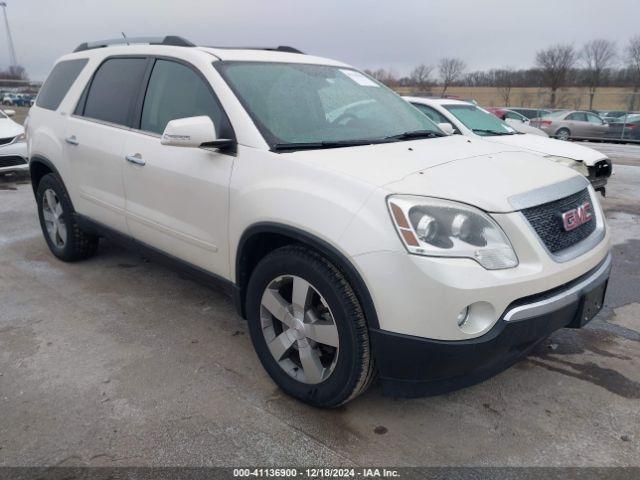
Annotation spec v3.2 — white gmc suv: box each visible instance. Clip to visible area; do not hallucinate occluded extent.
[27,37,611,407]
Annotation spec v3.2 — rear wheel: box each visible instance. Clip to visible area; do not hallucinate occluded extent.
[246,246,375,407]
[556,128,571,141]
[36,173,99,261]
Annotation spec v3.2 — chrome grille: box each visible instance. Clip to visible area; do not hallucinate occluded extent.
[0,156,27,168]
[522,188,596,254]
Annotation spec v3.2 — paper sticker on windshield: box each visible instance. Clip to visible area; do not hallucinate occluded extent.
[340,69,379,87]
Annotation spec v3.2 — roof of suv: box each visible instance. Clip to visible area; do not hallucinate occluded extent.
[403,97,472,106]
[199,46,345,65]
[61,37,347,67]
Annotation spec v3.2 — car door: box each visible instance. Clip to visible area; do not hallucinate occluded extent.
[121,58,235,276]
[564,112,588,138]
[65,57,149,233]
[586,112,609,139]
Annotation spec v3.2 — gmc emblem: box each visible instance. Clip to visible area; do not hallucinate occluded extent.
[561,201,593,232]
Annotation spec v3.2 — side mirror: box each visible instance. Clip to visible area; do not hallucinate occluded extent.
[3,109,15,117]
[437,122,455,135]
[161,116,233,149]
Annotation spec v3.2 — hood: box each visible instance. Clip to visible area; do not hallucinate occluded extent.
[0,118,23,139]
[290,136,582,212]
[384,150,579,213]
[481,133,606,166]
[292,135,527,186]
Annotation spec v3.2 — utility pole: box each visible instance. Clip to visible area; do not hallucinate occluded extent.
[0,1,19,70]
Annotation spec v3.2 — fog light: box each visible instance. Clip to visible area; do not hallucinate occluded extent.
[457,306,470,327]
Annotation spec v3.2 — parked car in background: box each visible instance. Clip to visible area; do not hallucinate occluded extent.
[27,36,612,406]
[600,110,631,123]
[509,107,551,119]
[606,113,640,142]
[484,107,548,137]
[0,108,28,174]
[406,98,611,194]
[531,110,610,141]
[2,93,31,107]
[486,107,530,124]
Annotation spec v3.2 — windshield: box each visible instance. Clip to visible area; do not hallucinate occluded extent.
[215,62,443,149]
[0,110,6,119]
[443,104,518,136]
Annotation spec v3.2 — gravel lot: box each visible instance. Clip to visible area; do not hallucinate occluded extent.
[1,117,639,467]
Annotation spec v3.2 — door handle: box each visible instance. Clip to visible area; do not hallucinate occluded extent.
[65,135,79,146]
[125,153,146,166]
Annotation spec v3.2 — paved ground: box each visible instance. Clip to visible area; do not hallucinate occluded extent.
[577,141,640,167]
[1,144,639,467]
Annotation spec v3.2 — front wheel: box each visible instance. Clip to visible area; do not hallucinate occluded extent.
[246,246,375,407]
[556,128,571,141]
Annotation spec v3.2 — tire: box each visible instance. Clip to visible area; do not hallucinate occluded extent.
[555,128,571,141]
[36,173,99,261]
[246,245,375,407]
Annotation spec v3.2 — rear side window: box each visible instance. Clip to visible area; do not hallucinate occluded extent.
[140,59,232,138]
[567,112,587,121]
[36,59,88,111]
[82,58,148,126]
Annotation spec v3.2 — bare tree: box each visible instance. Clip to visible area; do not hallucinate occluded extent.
[581,39,617,110]
[0,65,27,80]
[438,57,466,96]
[625,35,640,110]
[409,64,433,91]
[535,44,576,108]
[364,68,399,87]
[494,68,515,106]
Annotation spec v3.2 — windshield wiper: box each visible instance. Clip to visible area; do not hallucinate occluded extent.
[272,139,385,151]
[471,128,515,136]
[385,130,446,141]
[272,130,445,151]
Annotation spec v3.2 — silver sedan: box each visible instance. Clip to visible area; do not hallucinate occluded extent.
[531,110,610,141]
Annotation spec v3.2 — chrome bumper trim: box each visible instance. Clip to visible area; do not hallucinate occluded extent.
[504,252,612,323]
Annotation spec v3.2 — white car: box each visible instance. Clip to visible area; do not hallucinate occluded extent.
[0,108,28,174]
[405,97,612,195]
[27,37,611,407]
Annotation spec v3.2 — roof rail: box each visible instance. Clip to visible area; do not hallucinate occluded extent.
[206,45,305,54]
[73,35,195,52]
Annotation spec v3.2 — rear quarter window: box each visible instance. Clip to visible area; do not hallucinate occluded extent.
[36,59,88,111]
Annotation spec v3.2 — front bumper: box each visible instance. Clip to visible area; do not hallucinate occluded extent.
[587,159,612,195]
[0,140,28,173]
[371,252,612,397]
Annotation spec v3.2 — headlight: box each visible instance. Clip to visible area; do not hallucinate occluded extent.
[545,155,588,177]
[387,196,518,270]
[13,133,26,144]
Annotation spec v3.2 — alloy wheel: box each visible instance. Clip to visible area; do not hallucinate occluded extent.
[259,275,340,384]
[42,189,67,248]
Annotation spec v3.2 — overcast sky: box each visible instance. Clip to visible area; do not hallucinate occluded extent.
[2,0,639,81]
